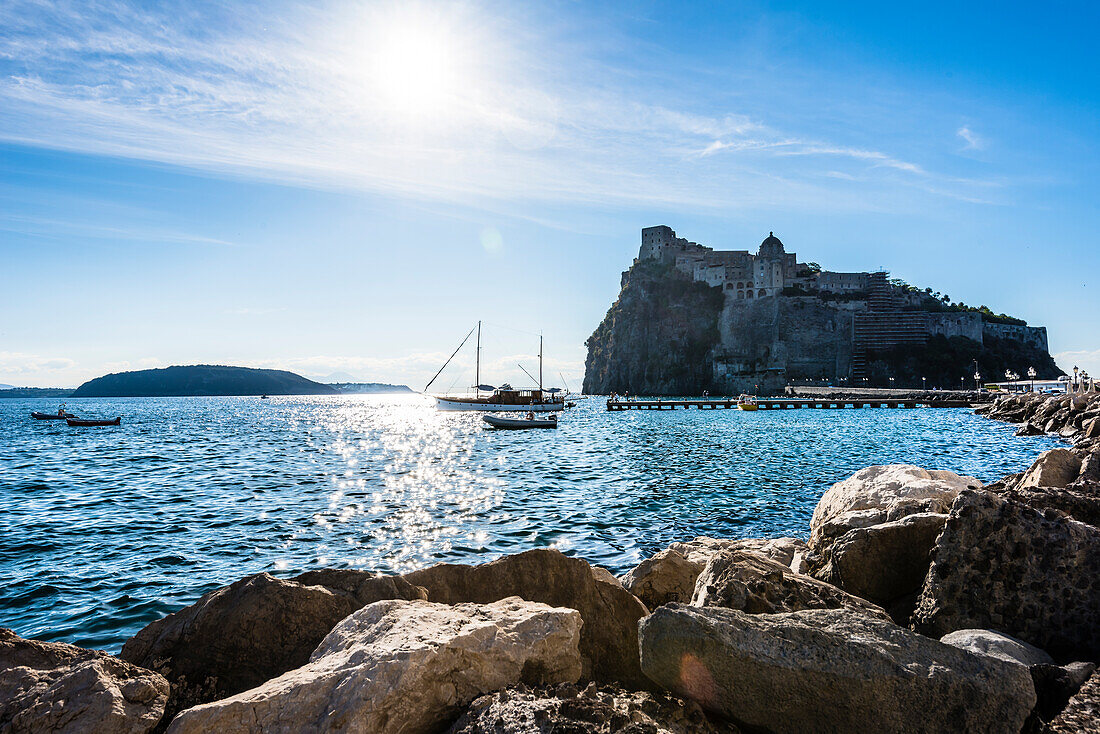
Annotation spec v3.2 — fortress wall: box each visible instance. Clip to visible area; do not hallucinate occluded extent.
[984,322,1049,352]
[927,312,984,342]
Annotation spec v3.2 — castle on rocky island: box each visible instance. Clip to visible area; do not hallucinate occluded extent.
[639,225,869,299]
[583,226,1059,394]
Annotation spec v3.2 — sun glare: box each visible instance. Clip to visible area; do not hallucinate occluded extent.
[363,11,476,118]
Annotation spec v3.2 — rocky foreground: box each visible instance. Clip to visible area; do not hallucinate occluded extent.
[3,391,1100,733]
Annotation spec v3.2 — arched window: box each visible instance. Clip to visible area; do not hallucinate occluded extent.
[746,290,753,299]
[758,289,766,298]
[725,283,733,290]
[737,291,745,300]
[737,282,744,289]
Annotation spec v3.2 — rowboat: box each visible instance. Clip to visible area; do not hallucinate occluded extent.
[31,411,76,420]
[67,417,121,427]
[483,413,558,430]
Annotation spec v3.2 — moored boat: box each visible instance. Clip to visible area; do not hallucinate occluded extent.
[426,322,566,412]
[66,417,121,427]
[737,395,759,411]
[31,411,76,420]
[483,413,558,429]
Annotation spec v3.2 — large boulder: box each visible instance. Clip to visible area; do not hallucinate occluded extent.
[404,549,649,687]
[669,537,807,569]
[690,549,890,620]
[912,490,1100,661]
[638,605,1035,734]
[620,549,700,609]
[166,597,583,734]
[813,512,947,615]
[939,629,1054,667]
[809,465,980,550]
[121,571,425,714]
[447,683,739,734]
[1047,670,1100,733]
[1030,662,1097,727]
[0,628,169,734]
[1019,448,1082,489]
[995,486,1100,528]
[620,537,807,611]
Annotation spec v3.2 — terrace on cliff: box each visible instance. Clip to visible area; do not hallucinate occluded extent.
[583,227,1062,395]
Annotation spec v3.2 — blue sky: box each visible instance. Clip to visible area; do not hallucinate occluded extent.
[1,0,1098,388]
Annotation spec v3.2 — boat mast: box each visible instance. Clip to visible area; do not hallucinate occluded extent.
[475,321,481,396]
[538,334,543,396]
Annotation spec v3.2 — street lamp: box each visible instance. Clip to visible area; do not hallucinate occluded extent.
[1074,366,1079,392]
[974,371,981,392]
[1028,366,1036,392]
[922,376,927,392]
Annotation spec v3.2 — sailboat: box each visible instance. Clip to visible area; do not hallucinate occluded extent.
[426,322,565,412]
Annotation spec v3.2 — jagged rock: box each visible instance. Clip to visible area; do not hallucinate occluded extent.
[1078,451,1100,483]
[621,549,700,609]
[0,628,169,734]
[291,568,429,606]
[166,598,582,734]
[1016,422,1045,436]
[447,683,740,734]
[1047,671,1100,732]
[1030,662,1097,726]
[912,490,1100,662]
[690,549,890,620]
[121,571,425,714]
[621,538,807,611]
[1019,448,1082,489]
[995,486,1100,528]
[813,512,946,614]
[939,629,1054,667]
[638,605,1035,734]
[1086,417,1100,439]
[668,537,806,568]
[404,549,650,688]
[809,464,980,550]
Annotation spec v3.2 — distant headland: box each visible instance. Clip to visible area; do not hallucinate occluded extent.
[584,226,1063,395]
[16,365,417,398]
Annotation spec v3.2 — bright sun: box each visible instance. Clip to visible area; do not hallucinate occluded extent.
[366,14,469,117]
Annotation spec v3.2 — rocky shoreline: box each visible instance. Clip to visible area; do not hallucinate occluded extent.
[3,391,1099,733]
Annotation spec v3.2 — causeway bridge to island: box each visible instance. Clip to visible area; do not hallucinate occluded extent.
[606,397,975,411]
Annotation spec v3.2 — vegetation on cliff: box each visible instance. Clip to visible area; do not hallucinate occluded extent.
[71,365,338,397]
[583,261,723,395]
[863,334,1062,388]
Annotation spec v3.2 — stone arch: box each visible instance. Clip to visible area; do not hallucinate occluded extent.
[737,282,744,289]
[758,289,766,298]
[737,291,745,300]
[746,290,754,299]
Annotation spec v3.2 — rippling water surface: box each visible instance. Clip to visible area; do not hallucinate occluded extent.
[0,394,1060,652]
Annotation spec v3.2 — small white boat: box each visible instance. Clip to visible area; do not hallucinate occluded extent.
[483,413,558,430]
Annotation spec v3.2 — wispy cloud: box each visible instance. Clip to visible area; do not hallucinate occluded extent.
[1053,349,1100,376]
[957,125,984,150]
[0,0,1000,214]
[0,351,77,376]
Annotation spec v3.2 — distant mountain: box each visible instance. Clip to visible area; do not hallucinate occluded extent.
[0,383,14,389]
[0,387,72,398]
[328,382,414,394]
[71,365,338,397]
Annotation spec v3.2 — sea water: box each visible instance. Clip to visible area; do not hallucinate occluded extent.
[0,394,1060,652]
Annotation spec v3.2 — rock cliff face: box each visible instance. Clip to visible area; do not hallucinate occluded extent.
[583,261,723,395]
[583,255,1061,396]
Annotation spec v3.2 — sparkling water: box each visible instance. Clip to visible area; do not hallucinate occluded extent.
[0,394,1059,652]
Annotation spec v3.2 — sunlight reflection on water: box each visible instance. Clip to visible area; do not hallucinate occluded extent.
[0,393,1062,651]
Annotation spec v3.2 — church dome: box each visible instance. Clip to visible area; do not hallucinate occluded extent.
[758,232,785,258]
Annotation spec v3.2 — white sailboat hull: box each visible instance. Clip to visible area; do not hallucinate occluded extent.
[435,397,562,412]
